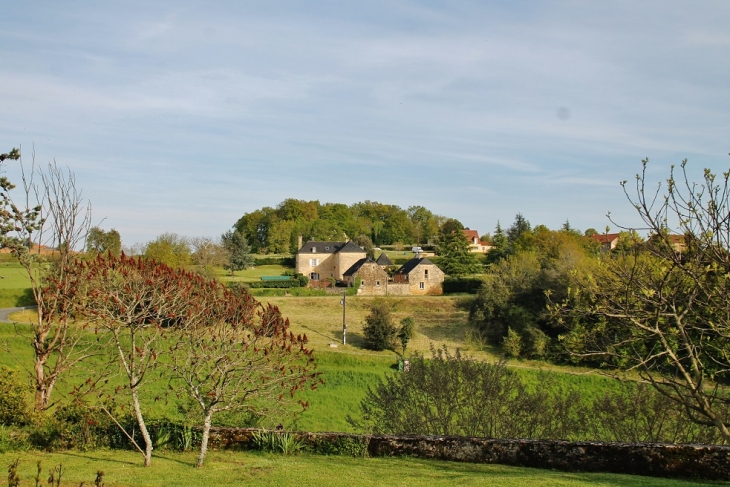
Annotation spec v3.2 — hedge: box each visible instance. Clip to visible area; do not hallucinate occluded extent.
[253,256,295,267]
[442,277,483,294]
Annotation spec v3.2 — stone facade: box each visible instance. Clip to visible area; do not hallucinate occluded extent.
[343,258,389,296]
[393,258,445,295]
[295,244,444,295]
[295,241,366,282]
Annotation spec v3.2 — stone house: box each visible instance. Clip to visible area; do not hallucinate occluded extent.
[392,257,445,295]
[295,239,366,283]
[342,258,389,296]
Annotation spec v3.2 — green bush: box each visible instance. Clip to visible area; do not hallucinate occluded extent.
[362,300,396,351]
[253,256,295,266]
[0,367,32,427]
[442,277,483,294]
[308,435,368,457]
[244,280,301,289]
[502,328,522,358]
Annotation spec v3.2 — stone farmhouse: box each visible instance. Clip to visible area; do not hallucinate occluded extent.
[295,238,444,295]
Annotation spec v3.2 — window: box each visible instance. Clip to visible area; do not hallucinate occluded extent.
[325,246,330,251]
[424,269,429,279]
[310,273,320,281]
[309,258,319,266]
[419,282,425,290]
[311,247,316,253]
[361,281,365,287]
[376,281,381,287]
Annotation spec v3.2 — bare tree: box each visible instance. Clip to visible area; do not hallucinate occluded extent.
[0,147,92,411]
[557,159,730,441]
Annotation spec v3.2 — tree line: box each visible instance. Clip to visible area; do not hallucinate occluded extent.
[234,199,452,253]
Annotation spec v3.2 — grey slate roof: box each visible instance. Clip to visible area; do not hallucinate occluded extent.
[343,257,375,277]
[394,257,434,275]
[298,240,365,254]
[375,253,393,266]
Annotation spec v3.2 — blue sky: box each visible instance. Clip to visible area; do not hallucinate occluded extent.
[1,1,729,246]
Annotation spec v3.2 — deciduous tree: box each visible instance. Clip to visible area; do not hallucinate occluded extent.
[557,159,730,441]
[0,148,93,411]
[169,299,319,467]
[86,227,121,256]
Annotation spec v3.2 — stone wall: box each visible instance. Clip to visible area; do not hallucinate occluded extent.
[386,282,410,296]
[204,428,730,480]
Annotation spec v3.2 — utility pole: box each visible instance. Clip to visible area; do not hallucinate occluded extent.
[340,290,347,345]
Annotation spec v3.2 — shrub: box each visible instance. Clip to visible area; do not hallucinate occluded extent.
[442,277,483,294]
[502,327,522,358]
[362,300,396,351]
[397,317,415,355]
[352,346,585,440]
[251,431,303,455]
[0,367,32,427]
[521,326,549,358]
[308,435,369,457]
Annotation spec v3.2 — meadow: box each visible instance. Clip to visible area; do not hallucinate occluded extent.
[1,451,723,487]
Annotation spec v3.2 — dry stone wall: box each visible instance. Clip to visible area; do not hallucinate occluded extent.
[204,428,730,480]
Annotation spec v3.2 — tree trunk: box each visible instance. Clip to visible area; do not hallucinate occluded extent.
[197,410,214,468]
[131,385,153,467]
[33,360,47,412]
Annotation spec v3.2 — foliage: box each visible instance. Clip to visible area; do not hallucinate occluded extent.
[307,435,368,457]
[397,317,415,355]
[221,229,254,275]
[86,227,121,257]
[442,277,483,294]
[362,300,396,351]
[168,289,320,467]
[556,160,730,442]
[144,232,191,268]
[352,234,375,259]
[587,382,727,444]
[188,237,228,269]
[353,346,585,440]
[251,431,304,455]
[60,254,236,466]
[0,368,31,427]
[235,199,448,253]
[435,219,482,276]
[470,217,598,359]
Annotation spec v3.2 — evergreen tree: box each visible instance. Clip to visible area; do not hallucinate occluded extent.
[436,219,481,276]
[221,229,255,275]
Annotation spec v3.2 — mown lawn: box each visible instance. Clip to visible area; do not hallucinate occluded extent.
[0,451,721,487]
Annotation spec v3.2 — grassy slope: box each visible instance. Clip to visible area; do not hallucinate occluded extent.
[0,451,718,487]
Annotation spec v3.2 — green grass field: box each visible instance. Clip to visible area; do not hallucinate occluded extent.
[0,451,719,487]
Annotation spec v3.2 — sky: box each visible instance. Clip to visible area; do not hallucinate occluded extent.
[1,1,729,247]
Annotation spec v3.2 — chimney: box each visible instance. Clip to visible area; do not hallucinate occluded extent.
[298,235,303,250]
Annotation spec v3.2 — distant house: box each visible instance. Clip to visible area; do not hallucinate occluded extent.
[648,234,686,253]
[295,239,366,282]
[588,233,621,252]
[294,239,445,295]
[392,257,445,295]
[342,257,389,296]
[462,229,492,253]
